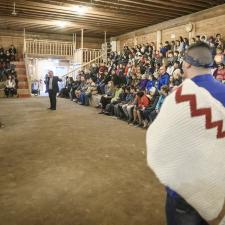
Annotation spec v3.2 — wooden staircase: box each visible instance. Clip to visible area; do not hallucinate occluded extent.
[13,61,31,98]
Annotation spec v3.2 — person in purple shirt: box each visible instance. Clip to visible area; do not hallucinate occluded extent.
[138,74,148,91]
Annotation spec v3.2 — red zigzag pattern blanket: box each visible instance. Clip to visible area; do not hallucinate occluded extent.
[147,79,225,221]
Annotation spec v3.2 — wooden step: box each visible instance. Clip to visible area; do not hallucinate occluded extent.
[0,89,5,98]
[15,68,26,73]
[12,61,25,66]
[18,81,29,89]
[17,74,27,78]
[17,76,27,81]
[15,65,26,69]
[17,89,30,98]
[14,60,30,98]
[18,94,30,98]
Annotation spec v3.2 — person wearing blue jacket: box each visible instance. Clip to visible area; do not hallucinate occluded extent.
[158,65,170,90]
[146,74,156,92]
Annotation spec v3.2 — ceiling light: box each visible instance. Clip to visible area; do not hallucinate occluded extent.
[73,5,88,15]
[56,21,67,28]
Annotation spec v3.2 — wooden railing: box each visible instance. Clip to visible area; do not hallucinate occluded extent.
[25,39,73,56]
[63,54,105,80]
[74,48,103,64]
[25,39,103,64]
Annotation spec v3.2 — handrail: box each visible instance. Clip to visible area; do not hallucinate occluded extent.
[62,54,104,79]
[25,39,73,44]
[24,54,32,94]
[25,39,74,57]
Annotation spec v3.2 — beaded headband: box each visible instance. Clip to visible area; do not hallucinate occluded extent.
[183,53,214,68]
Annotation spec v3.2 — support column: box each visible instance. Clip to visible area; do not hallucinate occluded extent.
[74,33,77,50]
[81,29,84,49]
[189,23,196,42]
[134,34,138,46]
[23,28,26,56]
[156,30,162,50]
[104,31,107,63]
[104,31,107,44]
[72,33,77,65]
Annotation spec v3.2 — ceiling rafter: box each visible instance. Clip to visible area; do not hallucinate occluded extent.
[0,0,223,38]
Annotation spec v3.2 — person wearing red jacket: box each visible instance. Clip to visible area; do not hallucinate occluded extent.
[133,91,150,127]
[213,63,225,83]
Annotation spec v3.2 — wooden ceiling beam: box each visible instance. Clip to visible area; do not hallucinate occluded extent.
[82,0,195,13]
[0,0,222,38]
[166,0,212,8]
[16,0,184,18]
[0,1,172,28]
[6,0,168,22]
[121,0,206,11]
[0,15,143,34]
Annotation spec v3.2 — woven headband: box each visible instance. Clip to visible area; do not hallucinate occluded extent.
[183,54,214,68]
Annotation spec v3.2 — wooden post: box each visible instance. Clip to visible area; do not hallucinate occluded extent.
[104,31,107,64]
[23,28,26,56]
[104,31,107,44]
[81,29,84,64]
[156,30,162,50]
[81,29,84,49]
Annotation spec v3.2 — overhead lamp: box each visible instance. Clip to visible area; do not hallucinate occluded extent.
[56,21,67,28]
[73,5,88,15]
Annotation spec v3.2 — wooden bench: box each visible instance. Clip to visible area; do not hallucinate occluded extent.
[0,82,5,97]
[89,94,102,107]
[0,89,5,98]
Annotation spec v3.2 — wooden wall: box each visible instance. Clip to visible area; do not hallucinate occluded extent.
[0,36,24,56]
[115,4,225,51]
[0,30,103,56]
[162,25,187,43]
[195,14,225,38]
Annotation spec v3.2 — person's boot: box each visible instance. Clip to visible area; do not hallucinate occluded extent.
[143,120,147,129]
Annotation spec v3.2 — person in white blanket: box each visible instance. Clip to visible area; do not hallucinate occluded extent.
[147,41,225,225]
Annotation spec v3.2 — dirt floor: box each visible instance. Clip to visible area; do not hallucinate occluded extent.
[0,97,165,225]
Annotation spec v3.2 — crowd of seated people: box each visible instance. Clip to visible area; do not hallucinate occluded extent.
[59,33,224,128]
[0,45,17,81]
[0,44,18,97]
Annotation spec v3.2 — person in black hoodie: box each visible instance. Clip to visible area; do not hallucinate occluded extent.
[9,45,17,61]
[5,50,11,69]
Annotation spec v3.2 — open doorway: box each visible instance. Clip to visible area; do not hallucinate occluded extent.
[27,58,71,96]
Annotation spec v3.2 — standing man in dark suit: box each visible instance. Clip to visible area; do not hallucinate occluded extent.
[47,70,62,110]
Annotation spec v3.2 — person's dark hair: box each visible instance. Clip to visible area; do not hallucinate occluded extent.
[130,85,137,92]
[161,85,169,94]
[179,36,184,42]
[126,86,131,92]
[216,33,221,38]
[184,38,189,44]
[114,84,121,89]
[137,91,144,97]
[91,76,97,83]
[174,61,180,65]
